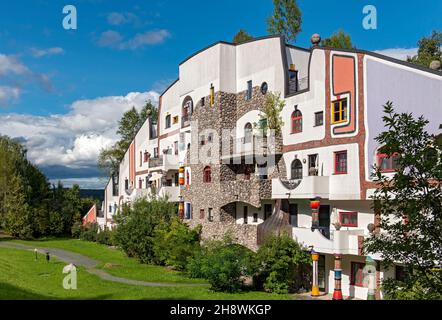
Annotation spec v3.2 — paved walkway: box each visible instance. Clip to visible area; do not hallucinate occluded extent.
[0,241,205,287]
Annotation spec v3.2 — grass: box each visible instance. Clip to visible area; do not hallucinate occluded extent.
[0,247,291,300]
[12,238,204,284]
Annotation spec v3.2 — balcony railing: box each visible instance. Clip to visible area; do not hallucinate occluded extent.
[224,135,283,159]
[149,156,163,168]
[288,76,309,95]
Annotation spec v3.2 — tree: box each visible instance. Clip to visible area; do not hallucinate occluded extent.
[232,29,253,44]
[407,30,442,68]
[98,101,157,176]
[267,0,302,43]
[321,30,354,49]
[363,102,442,299]
[255,91,285,136]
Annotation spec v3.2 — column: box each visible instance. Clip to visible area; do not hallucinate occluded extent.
[332,254,343,300]
[310,198,320,230]
[311,249,320,297]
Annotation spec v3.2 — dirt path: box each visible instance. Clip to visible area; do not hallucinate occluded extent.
[0,241,205,287]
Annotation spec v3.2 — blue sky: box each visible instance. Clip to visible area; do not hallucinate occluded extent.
[0,0,441,188]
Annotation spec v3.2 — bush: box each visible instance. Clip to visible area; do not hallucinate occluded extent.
[153,218,201,270]
[71,221,83,238]
[96,228,114,246]
[79,222,99,242]
[255,234,311,294]
[112,198,177,263]
[187,236,255,293]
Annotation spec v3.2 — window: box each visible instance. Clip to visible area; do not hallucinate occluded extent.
[208,208,214,222]
[153,147,159,158]
[199,209,205,219]
[165,114,171,128]
[291,159,303,180]
[200,135,205,146]
[340,211,358,227]
[182,97,193,126]
[139,179,142,189]
[174,141,179,155]
[291,109,302,134]
[350,262,365,287]
[315,111,324,126]
[377,153,400,173]
[139,151,142,167]
[144,151,149,162]
[264,204,272,220]
[395,266,407,282]
[173,116,179,124]
[244,123,253,143]
[261,82,268,95]
[109,205,112,213]
[145,176,149,188]
[253,213,258,223]
[244,167,251,180]
[124,178,129,190]
[246,80,252,100]
[185,203,192,219]
[332,98,348,124]
[334,151,348,174]
[203,166,212,183]
[174,173,179,186]
[186,170,190,185]
[201,97,205,107]
[208,133,213,143]
[243,206,248,224]
[210,84,215,106]
[308,154,318,176]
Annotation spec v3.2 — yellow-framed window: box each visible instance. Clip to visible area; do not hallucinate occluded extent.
[331,98,348,124]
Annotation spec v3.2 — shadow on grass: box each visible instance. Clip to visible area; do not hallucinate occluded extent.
[0,282,114,300]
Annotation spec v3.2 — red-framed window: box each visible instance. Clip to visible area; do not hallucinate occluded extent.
[340,211,358,227]
[144,151,149,163]
[203,166,212,183]
[350,262,365,287]
[291,110,302,134]
[138,179,142,189]
[334,151,348,174]
[377,153,400,173]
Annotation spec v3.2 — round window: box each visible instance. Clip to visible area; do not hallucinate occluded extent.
[260,82,268,95]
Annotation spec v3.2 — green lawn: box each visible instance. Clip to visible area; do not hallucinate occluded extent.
[0,238,293,300]
[12,238,204,284]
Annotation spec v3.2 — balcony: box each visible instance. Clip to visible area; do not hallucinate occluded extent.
[148,154,179,171]
[288,75,309,95]
[272,175,330,199]
[220,178,272,207]
[292,227,366,255]
[158,186,180,202]
[222,135,283,161]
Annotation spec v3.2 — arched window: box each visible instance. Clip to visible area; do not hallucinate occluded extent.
[203,166,212,183]
[244,123,253,143]
[182,96,193,127]
[291,110,302,134]
[291,159,303,180]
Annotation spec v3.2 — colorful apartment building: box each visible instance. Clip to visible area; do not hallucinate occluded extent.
[100,35,442,300]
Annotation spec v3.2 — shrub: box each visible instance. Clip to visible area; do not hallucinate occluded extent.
[112,197,177,263]
[153,218,201,270]
[255,234,311,294]
[96,228,114,246]
[79,222,99,242]
[187,236,255,293]
[71,221,83,238]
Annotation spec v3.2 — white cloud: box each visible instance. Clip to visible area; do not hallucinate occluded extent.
[97,29,170,50]
[374,48,418,61]
[107,12,139,26]
[30,47,65,58]
[0,54,29,76]
[0,86,21,105]
[0,91,159,169]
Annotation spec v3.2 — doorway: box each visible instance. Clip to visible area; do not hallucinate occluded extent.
[318,205,331,239]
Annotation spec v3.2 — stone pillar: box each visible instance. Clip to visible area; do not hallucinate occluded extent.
[332,254,343,300]
[310,198,321,230]
[311,250,320,297]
